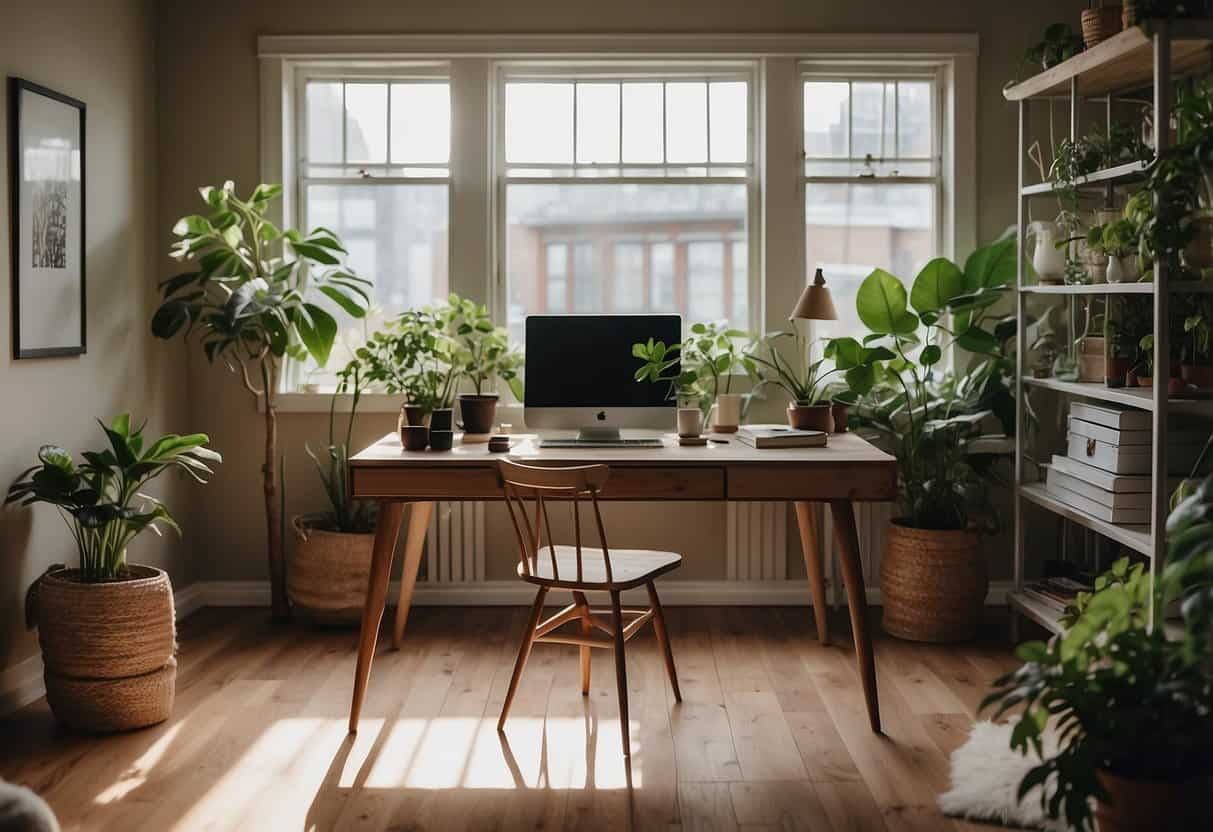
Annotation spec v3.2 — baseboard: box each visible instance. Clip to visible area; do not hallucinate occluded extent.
[191,579,1015,607]
[174,582,207,619]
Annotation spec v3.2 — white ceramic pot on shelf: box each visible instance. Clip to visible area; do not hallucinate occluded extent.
[1106,255,1140,284]
[1028,220,1067,284]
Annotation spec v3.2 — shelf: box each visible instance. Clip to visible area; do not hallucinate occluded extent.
[1021,160,1151,195]
[1008,590,1065,635]
[1004,23,1213,101]
[1021,283,1154,294]
[1022,376,1156,409]
[1020,483,1154,556]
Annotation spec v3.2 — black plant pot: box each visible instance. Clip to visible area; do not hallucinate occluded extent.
[430,408,454,432]
[458,395,498,435]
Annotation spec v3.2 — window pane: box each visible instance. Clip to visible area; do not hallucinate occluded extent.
[391,83,450,163]
[306,81,343,163]
[665,82,707,164]
[731,240,748,328]
[576,83,620,164]
[805,183,934,341]
[622,83,664,163]
[650,242,676,311]
[506,83,574,164]
[687,242,725,322]
[506,183,747,335]
[344,83,388,163]
[613,243,645,311]
[898,81,932,157]
[804,81,849,158]
[851,82,885,161]
[545,243,567,312]
[709,82,747,164]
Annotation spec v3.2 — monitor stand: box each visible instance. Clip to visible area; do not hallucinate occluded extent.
[537,426,664,449]
[577,427,622,442]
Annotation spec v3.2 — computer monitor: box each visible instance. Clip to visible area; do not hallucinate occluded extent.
[524,314,681,440]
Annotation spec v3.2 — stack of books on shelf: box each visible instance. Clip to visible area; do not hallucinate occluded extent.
[1021,576,1093,616]
[1044,402,1202,525]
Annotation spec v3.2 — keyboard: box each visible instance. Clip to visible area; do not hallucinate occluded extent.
[538,437,665,449]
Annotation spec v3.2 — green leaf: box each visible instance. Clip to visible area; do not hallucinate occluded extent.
[963,235,1016,291]
[856,269,917,335]
[37,445,75,473]
[296,303,338,366]
[910,258,964,314]
[318,285,367,319]
[957,328,1000,355]
[919,344,943,366]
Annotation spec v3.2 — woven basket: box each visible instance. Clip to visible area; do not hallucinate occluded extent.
[1082,6,1124,48]
[45,658,176,733]
[33,564,177,731]
[1122,0,1140,29]
[880,520,986,643]
[289,518,375,625]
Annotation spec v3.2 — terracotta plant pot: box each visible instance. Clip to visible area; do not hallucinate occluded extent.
[1125,367,1140,387]
[830,402,850,433]
[399,404,431,429]
[289,519,374,625]
[1078,337,1107,382]
[787,403,833,433]
[33,565,176,732]
[1181,364,1213,390]
[1184,216,1213,270]
[1122,0,1140,29]
[1139,374,1153,387]
[1082,6,1123,48]
[1106,356,1130,388]
[880,521,986,643]
[711,393,742,434]
[458,394,498,435]
[1094,768,1205,831]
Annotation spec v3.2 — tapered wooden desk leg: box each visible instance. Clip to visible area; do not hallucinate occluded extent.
[828,499,881,734]
[392,501,434,650]
[348,500,406,734]
[794,501,830,646]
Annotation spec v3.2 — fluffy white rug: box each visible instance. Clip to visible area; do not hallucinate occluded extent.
[937,720,1066,831]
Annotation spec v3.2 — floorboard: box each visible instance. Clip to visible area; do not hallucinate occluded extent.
[0,605,1020,831]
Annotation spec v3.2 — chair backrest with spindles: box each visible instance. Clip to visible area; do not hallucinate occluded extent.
[497,460,612,583]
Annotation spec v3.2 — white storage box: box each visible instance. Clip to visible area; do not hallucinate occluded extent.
[1050,454,1152,493]
[1067,416,1150,446]
[1045,474,1150,524]
[1046,464,1152,510]
[1067,432,1151,474]
[1068,402,1151,430]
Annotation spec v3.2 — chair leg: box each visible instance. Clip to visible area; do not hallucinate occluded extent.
[498,586,549,732]
[573,591,592,695]
[646,582,681,703]
[609,590,631,757]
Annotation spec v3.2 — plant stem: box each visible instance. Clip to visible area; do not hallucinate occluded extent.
[260,358,288,620]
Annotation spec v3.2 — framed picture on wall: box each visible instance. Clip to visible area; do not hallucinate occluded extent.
[8,77,86,359]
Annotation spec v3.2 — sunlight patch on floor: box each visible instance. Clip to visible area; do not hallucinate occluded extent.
[93,721,184,805]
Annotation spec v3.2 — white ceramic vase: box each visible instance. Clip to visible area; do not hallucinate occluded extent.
[1106,255,1139,284]
[711,393,742,433]
[1028,221,1066,283]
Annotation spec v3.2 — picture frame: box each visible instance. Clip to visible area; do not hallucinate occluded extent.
[9,77,86,359]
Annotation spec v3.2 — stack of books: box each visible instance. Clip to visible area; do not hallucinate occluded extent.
[1021,576,1093,615]
[736,425,828,449]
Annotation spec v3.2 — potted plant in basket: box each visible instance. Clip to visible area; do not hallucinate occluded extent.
[846,235,1015,641]
[982,471,1213,831]
[7,415,220,731]
[151,182,372,619]
[631,321,753,432]
[291,363,378,623]
[442,294,523,437]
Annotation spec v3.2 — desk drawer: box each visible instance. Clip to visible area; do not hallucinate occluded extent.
[727,464,896,501]
[351,466,502,499]
[598,467,724,500]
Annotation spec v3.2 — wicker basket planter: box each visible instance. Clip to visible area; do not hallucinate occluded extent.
[34,564,176,732]
[879,520,986,642]
[289,518,375,625]
[1082,6,1124,48]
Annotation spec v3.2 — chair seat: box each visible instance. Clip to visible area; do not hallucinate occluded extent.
[518,546,682,589]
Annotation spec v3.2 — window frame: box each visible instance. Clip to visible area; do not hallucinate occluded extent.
[257,35,977,411]
[492,61,762,340]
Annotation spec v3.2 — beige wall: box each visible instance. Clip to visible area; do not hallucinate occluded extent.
[152,0,1087,586]
[0,0,192,673]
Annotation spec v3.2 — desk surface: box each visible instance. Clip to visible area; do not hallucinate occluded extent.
[350,432,897,502]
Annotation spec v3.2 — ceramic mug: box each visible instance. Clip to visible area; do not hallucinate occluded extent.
[677,408,703,438]
[712,393,742,433]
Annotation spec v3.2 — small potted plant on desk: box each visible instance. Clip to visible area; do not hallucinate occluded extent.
[7,415,220,731]
[443,294,523,439]
[291,363,378,624]
[631,321,752,433]
[848,236,1014,641]
[982,473,1213,831]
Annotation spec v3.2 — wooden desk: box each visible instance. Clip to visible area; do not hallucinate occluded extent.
[346,431,897,735]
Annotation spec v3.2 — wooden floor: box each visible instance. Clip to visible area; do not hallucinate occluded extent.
[0,606,1020,832]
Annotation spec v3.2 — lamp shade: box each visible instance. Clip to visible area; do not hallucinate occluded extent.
[789,268,837,321]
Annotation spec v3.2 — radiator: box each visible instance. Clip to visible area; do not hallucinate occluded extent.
[425,501,486,583]
[820,500,896,602]
[725,502,788,580]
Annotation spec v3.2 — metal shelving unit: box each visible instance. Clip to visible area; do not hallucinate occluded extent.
[1007,21,1213,635]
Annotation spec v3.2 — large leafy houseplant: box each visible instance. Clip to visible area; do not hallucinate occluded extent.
[981,475,1213,831]
[849,234,1016,530]
[6,414,220,581]
[151,182,371,618]
[632,321,751,417]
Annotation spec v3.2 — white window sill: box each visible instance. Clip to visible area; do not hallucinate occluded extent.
[267,392,527,417]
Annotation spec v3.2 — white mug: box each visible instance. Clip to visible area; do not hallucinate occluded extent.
[677,408,703,438]
[712,393,742,432]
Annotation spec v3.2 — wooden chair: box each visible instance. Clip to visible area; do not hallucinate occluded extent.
[496,459,682,756]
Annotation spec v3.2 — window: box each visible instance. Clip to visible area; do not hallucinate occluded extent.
[294,74,451,383]
[500,68,755,343]
[802,71,942,342]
